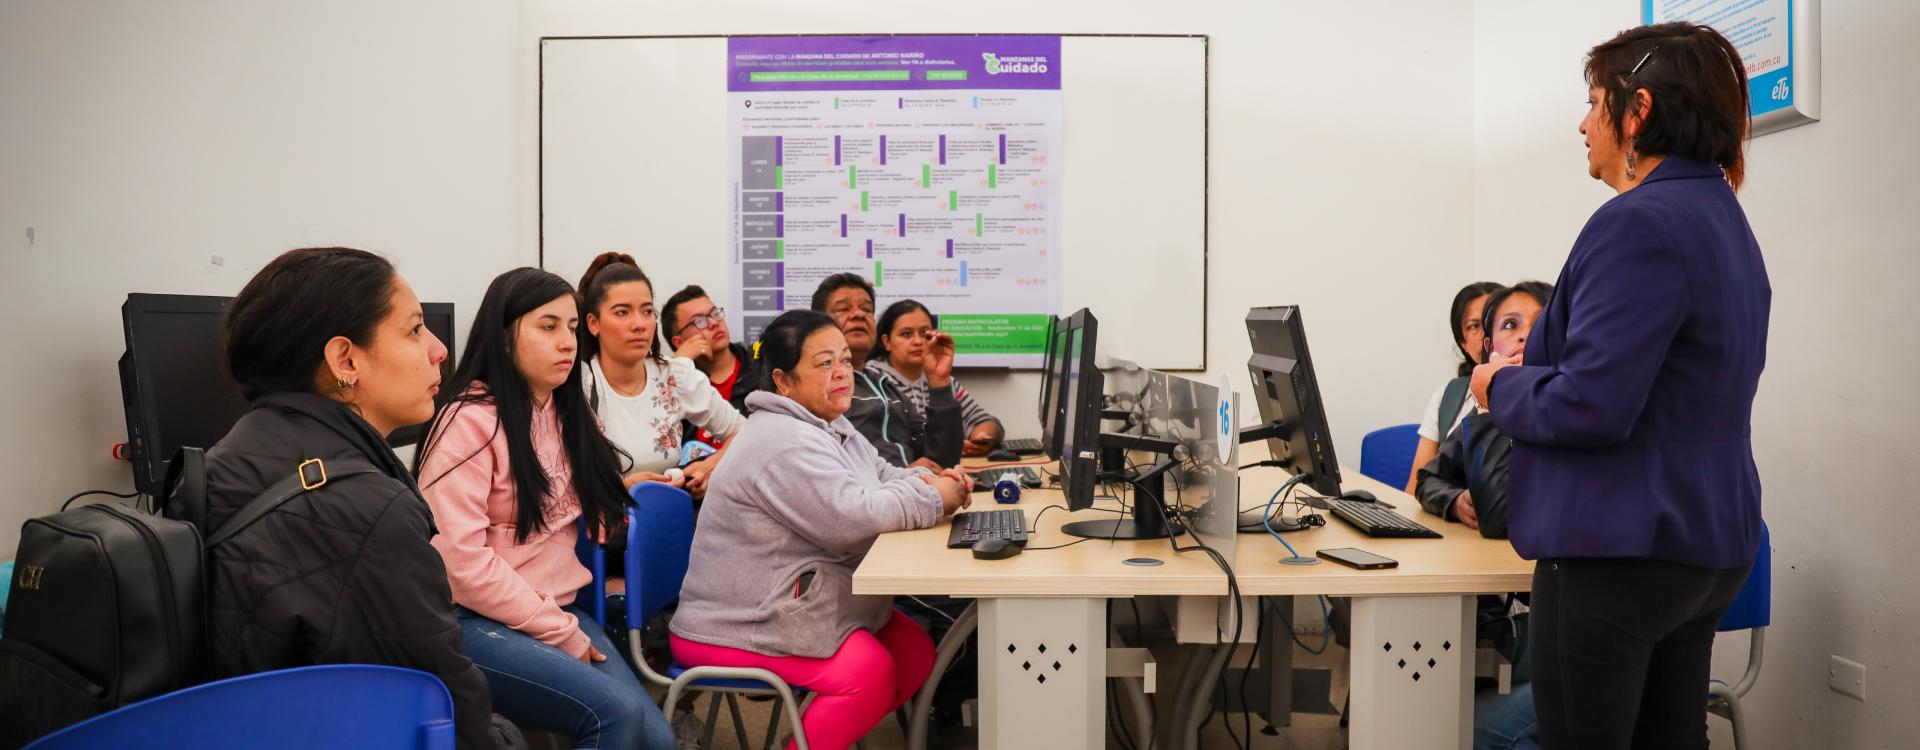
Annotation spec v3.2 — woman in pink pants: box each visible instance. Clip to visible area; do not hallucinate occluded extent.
[669,310,972,750]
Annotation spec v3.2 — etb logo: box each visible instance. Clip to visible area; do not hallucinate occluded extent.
[1770,78,1790,102]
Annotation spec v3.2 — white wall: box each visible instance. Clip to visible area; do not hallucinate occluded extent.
[516,0,1482,466]
[1473,1,1920,745]
[0,0,523,554]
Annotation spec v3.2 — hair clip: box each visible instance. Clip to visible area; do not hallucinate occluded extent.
[1628,46,1660,80]
[752,340,763,360]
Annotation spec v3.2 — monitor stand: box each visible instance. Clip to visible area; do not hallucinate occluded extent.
[1063,433,1186,541]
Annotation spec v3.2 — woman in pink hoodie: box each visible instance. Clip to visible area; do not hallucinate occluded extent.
[415,267,672,749]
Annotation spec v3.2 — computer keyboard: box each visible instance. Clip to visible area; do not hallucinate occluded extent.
[1002,437,1045,455]
[1326,498,1443,539]
[946,509,1030,548]
[968,466,1041,493]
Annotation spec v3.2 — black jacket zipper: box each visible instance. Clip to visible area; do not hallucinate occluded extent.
[94,505,182,697]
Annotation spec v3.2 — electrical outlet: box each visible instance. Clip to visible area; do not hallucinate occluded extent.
[1829,655,1867,701]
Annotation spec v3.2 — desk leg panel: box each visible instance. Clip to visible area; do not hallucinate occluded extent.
[1350,595,1474,750]
[978,598,1106,750]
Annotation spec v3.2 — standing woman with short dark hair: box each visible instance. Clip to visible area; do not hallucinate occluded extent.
[415,267,674,749]
[1472,22,1770,748]
[210,247,521,749]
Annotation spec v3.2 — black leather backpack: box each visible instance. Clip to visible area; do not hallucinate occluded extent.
[0,448,376,747]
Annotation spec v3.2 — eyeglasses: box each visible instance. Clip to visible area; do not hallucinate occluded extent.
[676,307,727,335]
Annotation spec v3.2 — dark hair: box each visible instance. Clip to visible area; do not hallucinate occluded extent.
[1449,281,1506,377]
[872,299,935,362]
[809,272,875,312]
[660,284,710,346]
[415,267,631,544]
[576,251,664,366]
[755,310,841,394]
[225,247,397,401]
[1479,281,1556,360]
[1585,22,1750,189]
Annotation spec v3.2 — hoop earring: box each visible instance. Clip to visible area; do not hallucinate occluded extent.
[1625,137,1639,182]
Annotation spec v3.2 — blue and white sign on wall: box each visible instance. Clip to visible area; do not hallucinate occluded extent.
[1643,0,1820,135]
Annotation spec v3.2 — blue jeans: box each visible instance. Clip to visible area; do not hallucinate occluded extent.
[458,605,674,750]
[1476,682,1542,750]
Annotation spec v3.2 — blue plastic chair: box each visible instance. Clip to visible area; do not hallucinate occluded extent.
[579,482,824,750]
[1358,423,1422,488]
[26,664,454,749]
[1708,522,1770,750]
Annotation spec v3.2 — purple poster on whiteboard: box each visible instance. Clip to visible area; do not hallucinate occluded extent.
[725,36,1064,367]
[728,35,1061,92]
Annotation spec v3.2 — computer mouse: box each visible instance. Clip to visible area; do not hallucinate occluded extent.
[987,447,1020,462]
[1342,489,1379,503]
[971,537,1023,560]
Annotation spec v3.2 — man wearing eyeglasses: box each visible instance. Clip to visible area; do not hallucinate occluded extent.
[661,286,764,446]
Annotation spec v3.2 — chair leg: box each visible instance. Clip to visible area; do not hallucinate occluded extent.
[1726,694,1748,750]
[725,693,751,750]
[762,700,784,750]
[701,692,722,749]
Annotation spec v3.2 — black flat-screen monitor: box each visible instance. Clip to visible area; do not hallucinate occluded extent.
[119,294,250,496]
[1038,314,1073,460]
[1245,306,1342,497]
[119,294,456,494]
[1050,309,1104,511]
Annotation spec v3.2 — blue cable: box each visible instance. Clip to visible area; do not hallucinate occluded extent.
[1261,474,1333,655]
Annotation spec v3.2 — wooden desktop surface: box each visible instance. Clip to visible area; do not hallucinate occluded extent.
[1231,460,1534,596]
[851,461,1229,598]
[851,453,1533,599]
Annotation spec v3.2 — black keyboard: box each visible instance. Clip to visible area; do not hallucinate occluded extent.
[946,509,1030,548]
[1326,499,1442,539]
[1003,437,1045,455]
[968,467,1041,493]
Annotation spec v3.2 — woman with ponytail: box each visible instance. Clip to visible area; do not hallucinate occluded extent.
[576,252,743,497]
[415,267,674,749]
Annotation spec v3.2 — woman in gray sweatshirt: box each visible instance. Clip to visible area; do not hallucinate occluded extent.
[670,310,971,750]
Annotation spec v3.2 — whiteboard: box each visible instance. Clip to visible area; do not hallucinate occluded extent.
[542,35,1208,369]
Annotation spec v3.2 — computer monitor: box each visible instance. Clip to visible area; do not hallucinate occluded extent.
[119,295,458,494]
[1052,309,1184,541]
[1050,309,1104,509]
[1244,306,1343,497]
[119,294,251,496]
[1038,314,1072,460]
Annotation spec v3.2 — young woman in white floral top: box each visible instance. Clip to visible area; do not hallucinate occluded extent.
[577,252,744,497]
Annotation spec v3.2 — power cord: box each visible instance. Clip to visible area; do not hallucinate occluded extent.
[1130,473,1246,750]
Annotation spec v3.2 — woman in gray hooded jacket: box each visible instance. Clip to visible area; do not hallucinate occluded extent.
[670,310,971,750]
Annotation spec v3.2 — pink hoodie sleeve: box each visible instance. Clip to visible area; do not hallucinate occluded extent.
[418,403,591,658]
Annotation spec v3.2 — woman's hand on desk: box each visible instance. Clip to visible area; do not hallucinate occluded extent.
[918,472,970,514]
[1453,491,1480,530]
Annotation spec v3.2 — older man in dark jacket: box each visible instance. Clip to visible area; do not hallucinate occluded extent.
[204,392,522,750]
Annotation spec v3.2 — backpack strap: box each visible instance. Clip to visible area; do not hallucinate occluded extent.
[1437,376,1471,441]
[206,457,381,548]
[162,447,209,529]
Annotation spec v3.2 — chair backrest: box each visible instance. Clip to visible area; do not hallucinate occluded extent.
[625,483,697,628]
[575,516,609,625]
[1358,423,1422,488]
[26,664,454,750]
[1718,522,1771,632]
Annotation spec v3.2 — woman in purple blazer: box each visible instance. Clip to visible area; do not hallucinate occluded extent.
[1471,23,1770,749]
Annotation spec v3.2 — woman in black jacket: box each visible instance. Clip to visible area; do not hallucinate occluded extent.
[1416,281,1553,538]
[206,247,521,750]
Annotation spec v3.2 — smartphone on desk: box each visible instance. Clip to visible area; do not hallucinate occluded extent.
[1317,547,1398,570]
